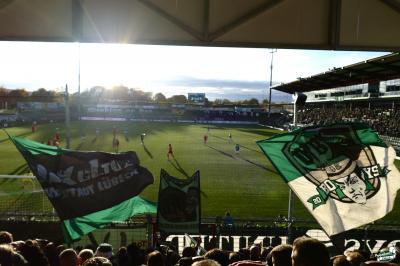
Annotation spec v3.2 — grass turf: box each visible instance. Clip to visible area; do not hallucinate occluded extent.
[0,121,400,224]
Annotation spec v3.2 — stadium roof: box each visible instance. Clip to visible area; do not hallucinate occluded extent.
[1,0,400,51]
[273,52,400,94]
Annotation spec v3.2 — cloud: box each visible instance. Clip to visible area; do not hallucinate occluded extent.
[160,76,276,90]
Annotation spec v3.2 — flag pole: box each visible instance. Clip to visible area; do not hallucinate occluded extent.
[65,84,71,149]
[287,91,298,243]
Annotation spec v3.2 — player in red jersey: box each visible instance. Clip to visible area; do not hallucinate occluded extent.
[167,144,174,160]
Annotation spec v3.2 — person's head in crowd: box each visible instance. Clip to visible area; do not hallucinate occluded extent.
[165,249,180,266]
[192,259,221,266]
[147,250,165,266]
[292,236,329,266]
[78,249,94,265]
[95,243,113,259]
[127,242,145,266]
[331,255,352,266]
[250,244,261,261]
[116,247,129,265]
[228,252,241,264]
[0,244,28,266]
[238,248,250,260]
[18,239,50,266]
[178,257,193,266]
[346,250,367,266]
[82,257,112,266]
[269,244,292,266]
[11,240,25,250]
[182,246,196,258]
[44,242,60,266]
[0,231,13,244]
[204,249,229,266]
[260,246,273,262]
[59,248,78,266]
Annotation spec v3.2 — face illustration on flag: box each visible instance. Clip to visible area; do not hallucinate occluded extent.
[283,126,383,207]
[258,123,400,236]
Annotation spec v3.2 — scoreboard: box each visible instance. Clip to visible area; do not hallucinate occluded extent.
[188,93,205,104]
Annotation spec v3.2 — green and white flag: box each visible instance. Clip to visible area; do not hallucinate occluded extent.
[257,123,400,236]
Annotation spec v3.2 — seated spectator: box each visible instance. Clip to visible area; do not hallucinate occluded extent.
[291,236,329,266]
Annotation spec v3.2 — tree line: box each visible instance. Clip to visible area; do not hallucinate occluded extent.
[0,85,266,106]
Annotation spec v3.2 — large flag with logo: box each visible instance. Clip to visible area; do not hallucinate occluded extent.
[10,136,155,242]
[157,169,200,234]
[257,123,400,236]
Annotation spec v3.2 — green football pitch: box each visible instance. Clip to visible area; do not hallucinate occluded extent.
[1,121,400,223]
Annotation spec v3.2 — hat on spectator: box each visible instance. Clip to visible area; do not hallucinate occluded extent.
[95,243,113,259]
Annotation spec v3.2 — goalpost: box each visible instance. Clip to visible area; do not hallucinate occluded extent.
[0,174,57,221]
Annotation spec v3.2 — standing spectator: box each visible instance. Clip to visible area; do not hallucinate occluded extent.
[291,237,329,266]
[78,249,94,265]
[59,248,78,266]
[83,257,112,266]
[269,244,292,266]
[147,250,164,266]
[0,231,13,244]
[223,212,234,227]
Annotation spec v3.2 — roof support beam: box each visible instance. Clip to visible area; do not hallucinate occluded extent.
[328,0,341,49]
[380,0,400,14]
[209,0,285,41]
[203,0,210,41]
[137,0,204,41]
[367,61,400,72]
[72,0,83,41]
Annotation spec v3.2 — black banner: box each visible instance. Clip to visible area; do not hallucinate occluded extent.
[21,150,154,220]
[157,169,201,234]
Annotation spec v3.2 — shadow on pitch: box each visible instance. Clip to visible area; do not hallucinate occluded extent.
[206,145,236,160]
[143,144,153,159]
[237,157,275,173]
[169,158,189,178]
[240,144,263,154]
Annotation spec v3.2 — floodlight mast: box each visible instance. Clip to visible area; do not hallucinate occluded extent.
[64,84,71,149]
[268,49,277,117]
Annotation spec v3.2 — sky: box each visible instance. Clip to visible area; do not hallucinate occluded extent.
[0,41,388,102]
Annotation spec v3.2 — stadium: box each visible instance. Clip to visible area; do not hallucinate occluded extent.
[1,1,400,265]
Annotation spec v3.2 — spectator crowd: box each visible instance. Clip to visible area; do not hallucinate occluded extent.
[298,106,400,138]
[1,230,400,266]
